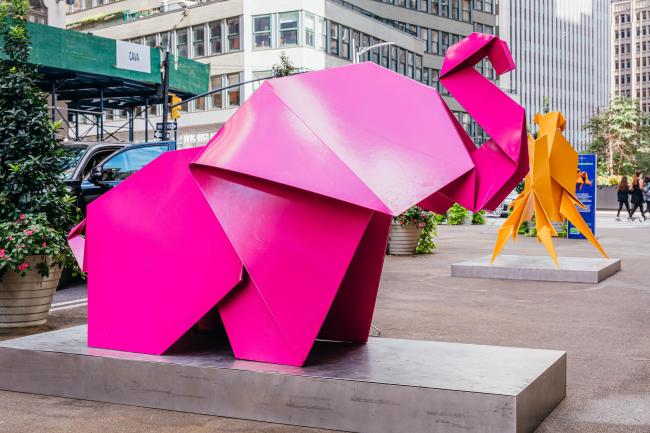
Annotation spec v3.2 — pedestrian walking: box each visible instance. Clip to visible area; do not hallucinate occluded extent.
[616,176,631,220]
[629,171,647,221]
[644,176,650,214]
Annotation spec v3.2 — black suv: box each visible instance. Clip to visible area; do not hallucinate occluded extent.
[63,142,172,215]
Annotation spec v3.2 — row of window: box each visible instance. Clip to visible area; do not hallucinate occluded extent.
[615,41,650,56]
[253,11,319,49]
[614,70,650,84]
[616,14,632,24]
[128,16,241,58]
[614,25,650,40]
[376,0,493,16]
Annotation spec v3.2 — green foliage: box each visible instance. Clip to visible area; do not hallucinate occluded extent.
[394,206,437,254]
[0,214,70,277]
[0,0,78,232]
[471,210,486,225]
[447,204,468,225]
[556,221,568,238]
[518,220,529,235]
[526,226,537,237]
[0,0,79,280]
[585,97,650,176]
[272,51,296,78]
[434,212,447,224]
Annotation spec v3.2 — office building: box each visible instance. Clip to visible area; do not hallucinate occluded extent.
[65,0,498,146]
[499,0,610,150]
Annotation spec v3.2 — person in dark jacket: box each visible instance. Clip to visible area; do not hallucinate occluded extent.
[616,176,631,220]
[644,176,650,212]
[629,171,647,221]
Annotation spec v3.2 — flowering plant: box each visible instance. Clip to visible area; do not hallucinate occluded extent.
[394,206,438,254]
[0,213,70,277]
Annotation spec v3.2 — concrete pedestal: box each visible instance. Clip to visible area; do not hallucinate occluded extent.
[0,326,566,433]
[452,255,621,283]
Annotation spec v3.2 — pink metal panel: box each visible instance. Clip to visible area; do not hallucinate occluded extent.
[85,148,243,354]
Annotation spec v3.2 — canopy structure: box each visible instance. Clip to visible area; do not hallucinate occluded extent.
[0,21,209,141]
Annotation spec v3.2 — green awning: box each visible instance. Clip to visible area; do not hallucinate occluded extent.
[1,21,209,108]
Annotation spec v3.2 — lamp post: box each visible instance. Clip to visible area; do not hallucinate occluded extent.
[161,3,190,148]
[353,41,396,64]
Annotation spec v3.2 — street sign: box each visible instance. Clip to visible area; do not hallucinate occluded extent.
[568,154,597,239]
[156,121,177,131]
[153,130,171,140]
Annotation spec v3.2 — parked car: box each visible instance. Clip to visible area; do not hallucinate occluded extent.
[488,191,519,218]
[62,142,126,194]
[78,142,171,214]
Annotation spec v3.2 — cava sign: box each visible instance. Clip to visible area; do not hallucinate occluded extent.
[116,41,151,74]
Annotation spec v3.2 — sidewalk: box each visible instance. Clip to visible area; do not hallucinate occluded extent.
[0,216,649,433]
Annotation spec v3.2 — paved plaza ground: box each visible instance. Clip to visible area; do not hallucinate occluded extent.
[0,211,649,433]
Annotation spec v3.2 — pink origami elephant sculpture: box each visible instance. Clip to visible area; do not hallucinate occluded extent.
[68,33,527,366]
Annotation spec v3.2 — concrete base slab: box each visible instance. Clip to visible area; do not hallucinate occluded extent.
[0,326,565,433]
[451,255,621,283]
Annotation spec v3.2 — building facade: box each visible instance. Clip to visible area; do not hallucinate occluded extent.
[499,0,610,151]
[65,0,498,147]
[611,0,650,112]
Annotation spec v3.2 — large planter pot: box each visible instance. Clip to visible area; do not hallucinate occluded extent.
[387,223,420,255]
[0,256,62,328]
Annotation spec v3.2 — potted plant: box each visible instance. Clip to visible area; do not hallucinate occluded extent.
[447,204,470,225]
[471,210,486,225]
[0,0,79,327]
[388,206,438,255]
[0,214,71,327]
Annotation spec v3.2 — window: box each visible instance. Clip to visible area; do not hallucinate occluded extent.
[195,94,206,111]
[390,45,398,71]
[341,27,350,59]
[210,75,223,109]
[144,35,157,48]
[462,0,471,20]
[318,17,326,51]
[209,21,222,54]
[278,12,299,47]
[407,52,414,78]
[226,17,240,51]
[415,55,422,81]
[483,0,493,13]
[193,25,205,57]
[431,30,439,54]
[419,0,428,12]
[441,32,450,54]
[304,13,315,47]
[381,44,390,68]
[226,73,240,107]
[432,0,439,15]
[440,0,449,16]
[451,0,460,19]
[176,28,188,58]
[399,48,406,75]
[160,32,170,51]
[329,22,339,56]
[101,146,167,182]
[253,15,272,48]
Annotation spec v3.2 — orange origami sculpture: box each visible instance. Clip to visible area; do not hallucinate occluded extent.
[491,112,608,266]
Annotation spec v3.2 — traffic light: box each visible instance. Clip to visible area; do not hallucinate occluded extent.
[169,93,182,120]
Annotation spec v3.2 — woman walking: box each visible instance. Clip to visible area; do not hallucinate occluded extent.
[629,171,647,221]
[616,176,631,220]
[644,176,650,214]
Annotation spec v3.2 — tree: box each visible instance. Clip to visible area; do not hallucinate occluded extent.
[584,97,650,176]
[0,0,77,231]
[272,51,296,78]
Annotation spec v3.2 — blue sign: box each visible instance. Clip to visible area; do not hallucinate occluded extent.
[568,154,597,239]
